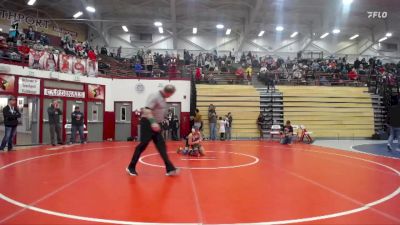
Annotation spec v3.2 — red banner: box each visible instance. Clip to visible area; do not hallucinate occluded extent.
[87,84,105,100]
[0,75,15,93]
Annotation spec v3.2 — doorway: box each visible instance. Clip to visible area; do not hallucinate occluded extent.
[42,98,64,144]
[87,101,104,142]
[115,102,132,141]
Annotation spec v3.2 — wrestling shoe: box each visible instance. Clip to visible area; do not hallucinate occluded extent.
[125,168,138,176]
[166,168,180,176]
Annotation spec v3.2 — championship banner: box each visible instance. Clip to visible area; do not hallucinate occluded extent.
[87,84,104,100]
[59,54,73,74]
[0,74,15,93]
[87,59,98,77]
[73,57,86,76]
[29,50,45,70]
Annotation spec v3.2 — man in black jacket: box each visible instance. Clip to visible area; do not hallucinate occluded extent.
[0,96,21,151]
[387,102,400,151]
[69,106,86,144]
[48,99,63,146]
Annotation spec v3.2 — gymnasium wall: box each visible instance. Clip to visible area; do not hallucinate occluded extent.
[1,64,191,113]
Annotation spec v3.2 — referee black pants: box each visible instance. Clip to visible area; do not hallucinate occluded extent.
[128,118,176,173]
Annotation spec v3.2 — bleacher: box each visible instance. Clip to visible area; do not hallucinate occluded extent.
[278,86,377,138]
[197,85,260,139]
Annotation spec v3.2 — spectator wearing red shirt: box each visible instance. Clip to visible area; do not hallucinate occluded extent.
[235,66,245,83]
[88,49,96,61]
[195,67,202,82]
[348,68,358,80]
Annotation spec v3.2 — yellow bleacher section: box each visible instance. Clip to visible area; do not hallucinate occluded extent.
[197,85,260,138]
[278,86,375,138]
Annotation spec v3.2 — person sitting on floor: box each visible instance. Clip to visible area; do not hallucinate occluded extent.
[177,126,205,156]
[280,120,293,145]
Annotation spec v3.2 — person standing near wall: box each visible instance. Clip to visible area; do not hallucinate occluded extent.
[0,97,21,151]
[171,115,180,141]
[126,85,179,176]
[48,99,63,146]
[208,105,217,141]
[226,112,233,140]
[387,102,400,152]
[69,106,86,144]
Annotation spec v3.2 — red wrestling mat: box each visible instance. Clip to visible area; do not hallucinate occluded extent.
[0,141,399,225]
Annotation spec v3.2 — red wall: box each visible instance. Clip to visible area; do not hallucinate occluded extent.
[131,113,139,139]
[103,111,115,140]
[180,112,191,138]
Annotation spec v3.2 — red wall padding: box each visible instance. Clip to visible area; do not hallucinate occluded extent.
[180,112,191,138]
[103,111,115,140]
[131,113,139,139]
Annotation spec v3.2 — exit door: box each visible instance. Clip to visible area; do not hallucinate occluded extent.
[87,101,104,142]
[66,100,85,141]
[167,102,181,139]
[16,96,40,145]
[115,102,132,141]
[42,98,64,144]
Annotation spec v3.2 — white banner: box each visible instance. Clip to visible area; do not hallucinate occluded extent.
[44,88,85,98]
[18,77,40,95]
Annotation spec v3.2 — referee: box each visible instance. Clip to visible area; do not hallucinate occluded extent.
[126,85,179,176]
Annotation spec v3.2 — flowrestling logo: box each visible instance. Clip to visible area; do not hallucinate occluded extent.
[367,11,388,19]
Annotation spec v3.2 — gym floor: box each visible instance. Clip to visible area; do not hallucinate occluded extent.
[0,140,399,225]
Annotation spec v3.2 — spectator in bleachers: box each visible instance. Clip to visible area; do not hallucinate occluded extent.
[235,66,245,83]
[117,46,122,59]
[144,50,154,74]
[100,46,108,55]
[280,120,293,145]
[348,68,358,80]
[354,58,361,71]
[134,61,142,76]
[88,48,97,61]
[26,26,35,41]
[195,67,202,82]
[39,33,49,46]
[246,66,253,84]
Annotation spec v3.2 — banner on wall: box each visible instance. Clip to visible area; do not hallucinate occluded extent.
[87,59,98,77]
[28,50,45,70]
[59,54,73,74]
[44,88,85,98]
[0,74,15,93]
[29,50,60,71]
[18,77,40,95]
[73,57,86,75]
[88,84,105,100]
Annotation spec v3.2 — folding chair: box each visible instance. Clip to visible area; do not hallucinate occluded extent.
[299,125,313,144]
[270,125,281,140]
